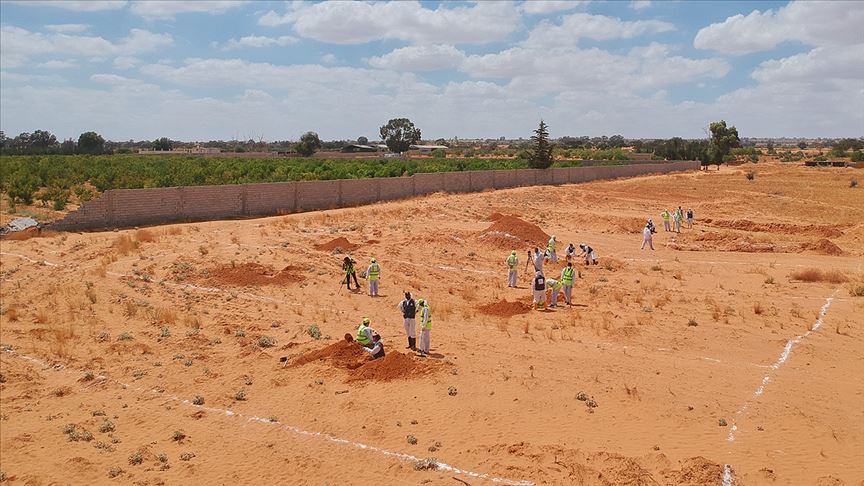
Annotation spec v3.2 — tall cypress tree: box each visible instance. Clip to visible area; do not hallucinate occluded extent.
[529,120,554,169]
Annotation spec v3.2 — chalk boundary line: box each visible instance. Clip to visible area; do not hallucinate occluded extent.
[1,348,534,486]
[720,292,837,486]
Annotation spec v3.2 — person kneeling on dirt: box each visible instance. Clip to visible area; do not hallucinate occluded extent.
[578,243,598,266]
[362,334,385,359]
[356,317,375,348]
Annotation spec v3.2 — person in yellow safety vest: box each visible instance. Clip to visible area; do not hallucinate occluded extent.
[367,258,381,296]
[561,262,576,305]
[661,209,671,232]
[356,317,375,348]
[416,299,432,356]
[546,278,563,308]
[506,250,518,288]
[546,235,558,263]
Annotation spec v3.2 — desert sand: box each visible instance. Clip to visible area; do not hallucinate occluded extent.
[1,163,862,485]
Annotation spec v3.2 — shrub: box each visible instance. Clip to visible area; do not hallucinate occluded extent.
[172,430,186,442]
[851,179,858,188]
[687,319,698,327]
[99,420,115,433]
[764,276,774,285]
[180,452,195,461]
[108,467,123,478]
[234,389,246,401]
[160,326,171,338]
[413,458,438,471]
[192,395,205,405]
[307,324,321,340]
[849,284,864,297]
[128,452,143,465]
[258,335,275,348]
[117,332,132,341]
[745,170,755,180]
[234,329,246,337]
[753,302,764,315]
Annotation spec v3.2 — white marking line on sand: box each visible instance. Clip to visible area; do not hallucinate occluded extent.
[721,292,836,486]
[2,349,534,486]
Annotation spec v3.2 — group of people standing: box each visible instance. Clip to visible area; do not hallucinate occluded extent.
[349,273,434,359]
[642,206,695,250]
[506,235,597,310]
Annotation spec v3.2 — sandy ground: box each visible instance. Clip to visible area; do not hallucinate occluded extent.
[1,163,863,485]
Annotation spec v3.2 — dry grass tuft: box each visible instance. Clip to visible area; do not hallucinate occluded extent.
[123,300,138,317]
[611,290,625,303]
[753,302,764,315]
[153,307,177,325]
[134,229,157,243]
[113,234,139,256]
[162,226,183,236]
[789,268,847,284]
[6,308,19,321]
[34,310,48,324]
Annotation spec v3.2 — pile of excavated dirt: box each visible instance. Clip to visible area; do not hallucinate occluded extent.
[702,218,845,238]
[801,238,844,255]
[478,214,550,249]
[315,237,359,252]
[478,298,532,317]
[198,262,304,286]
[290,341,436,381]
[291,340,369,369]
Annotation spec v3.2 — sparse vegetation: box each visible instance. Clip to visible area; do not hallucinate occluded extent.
[307,324,321,340]
[192,395,205,405]
[258,335,275,348]
[172,430,186,442]
[687,319,698,327]
[413,458,438,471]
[99,420,115,433]
[407,435,418,445]
[764,276,774,285]
[234,389,247,401]
[160,326,171,338]
[851,179,858,188]
[789,268,847,284]
[180,452,195,461]
[128,452,143,465]
[108,466,123,478]
[117,332,132,341]
[234,329,246,338]
[753,302,764,315]
[745,170,755,180]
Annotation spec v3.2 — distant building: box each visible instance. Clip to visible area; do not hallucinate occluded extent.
[409,144,449,153]
[341,144,378,153]
[138,145,221,155]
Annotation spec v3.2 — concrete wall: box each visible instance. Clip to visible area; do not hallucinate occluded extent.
[50,160,699,231]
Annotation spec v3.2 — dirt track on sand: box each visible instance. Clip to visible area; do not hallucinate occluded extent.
[1,162,862,485]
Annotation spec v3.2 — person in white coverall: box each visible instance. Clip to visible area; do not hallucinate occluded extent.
[641,223,655,250]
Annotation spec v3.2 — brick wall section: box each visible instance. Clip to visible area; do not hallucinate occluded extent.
[50,160,699,231]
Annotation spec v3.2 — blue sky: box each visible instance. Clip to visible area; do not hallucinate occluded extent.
[1,0,861,141]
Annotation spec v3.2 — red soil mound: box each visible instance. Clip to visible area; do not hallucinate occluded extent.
[703,219,844,238]
[291,340,368,369]
[315,236,359,252]
[200,263,303,286]
[478,299,532,317]
[802,238,844,255]
[290,340,438,381]
[478,215,550,249]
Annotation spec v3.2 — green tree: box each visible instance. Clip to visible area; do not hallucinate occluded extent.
[153,137,173,151]
[708,120,740,169]
[295,131,322,157]
[357,136,369,145]
[379,118,421,154]
[77,131,105,154]
[797,141,807,150]
[766,140,775,155]
[528,120,554,169]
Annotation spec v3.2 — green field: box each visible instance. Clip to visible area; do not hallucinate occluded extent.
[0,154,629,208]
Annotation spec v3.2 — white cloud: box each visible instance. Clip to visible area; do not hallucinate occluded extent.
[113,56,142,69]
[520,1,586,15]
[630,1,651,10]
[259,0,522,45]
[6,1,127,12]
[44,24,90,34]
[694,1,864,55]
[320,53,337,64]
[223,35,298,50]
[128,1,245,19]
[366,45,466,71]
[750,44,864,84]
[522,12,674,48]
[37,60,76,69]
[0,26,172,68]
[461,43,728,96]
